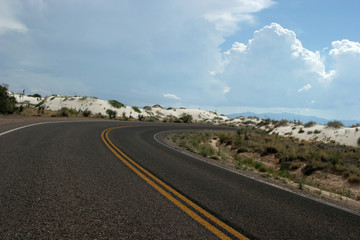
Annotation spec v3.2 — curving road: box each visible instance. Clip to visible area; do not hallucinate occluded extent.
[0,121,360,239]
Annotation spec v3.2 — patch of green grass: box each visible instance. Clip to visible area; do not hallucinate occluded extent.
[108,100,125,108]
[132,106,141,113]
[199,144,215,157]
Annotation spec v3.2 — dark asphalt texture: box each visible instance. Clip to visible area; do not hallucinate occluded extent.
[1,121,360,239]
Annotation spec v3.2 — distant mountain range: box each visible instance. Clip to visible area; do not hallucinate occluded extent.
[227,112,360,127]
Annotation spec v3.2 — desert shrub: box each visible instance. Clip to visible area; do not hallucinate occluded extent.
[275,119,289,127]
[348,175,360,183]
[217,146,228,160]
[0,84,17,114]
[199,144,215,157]
[106,109,117,119]
[59,107,69,117]
[82,109,91,117]
[152,104,163,109]
[146,118,156,122]
[174,118,183,123]
[28,93,42,98]
[298,128,304,133]
[358,137,360,146]
[303,161,327,175]
[254,162,267,172]
[108,100,125,108]
[79,96,88,100]
[304,121,316,128]
[326,120,344,128]
[314,129,321,134]
[180,113,193,123]
[143,106,152,111]
[132,106,141,113]
[218,132,232,144]
[261,146,278,156]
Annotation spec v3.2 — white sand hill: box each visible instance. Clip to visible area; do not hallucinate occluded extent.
[14,94,360,147]
[14,94,228,123]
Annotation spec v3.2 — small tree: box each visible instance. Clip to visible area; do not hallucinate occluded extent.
[0,84,17,114]
[106,109,117,119]
[180,113,193,123]
[82,109,91,117]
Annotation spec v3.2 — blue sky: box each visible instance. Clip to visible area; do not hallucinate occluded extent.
[1,0,359,120]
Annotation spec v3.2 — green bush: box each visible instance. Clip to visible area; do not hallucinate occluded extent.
[348,175,360,183]
[82,109,91,117]
[59,107,69,117]
[303,161,326,175]
[0,84,17,114]
[28,93,42,98]
[152,104,163,109]
[106,109,117,119]
[304,121,316,128]
[132,106,141,113]
[180,113,193,123]
[108,100,125,108]
[199,144,215,157]
[326,120,344,128]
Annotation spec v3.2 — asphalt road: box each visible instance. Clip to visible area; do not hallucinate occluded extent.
[0,121,359,239]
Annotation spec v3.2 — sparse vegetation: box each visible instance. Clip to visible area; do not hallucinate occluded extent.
[132,106,141,113]
[171,127,360,187]
[108,100,125,108]
[326,120,344,128]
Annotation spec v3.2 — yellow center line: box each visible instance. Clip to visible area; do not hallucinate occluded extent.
[101,126,249,240]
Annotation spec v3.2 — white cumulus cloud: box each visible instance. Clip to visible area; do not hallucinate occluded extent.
[330,39,360,56]
[163,93,181,101]
[220,23,334,108]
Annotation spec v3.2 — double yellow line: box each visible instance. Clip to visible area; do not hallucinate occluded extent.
[101,126,249,240]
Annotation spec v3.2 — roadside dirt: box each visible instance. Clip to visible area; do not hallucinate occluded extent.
[158,131,360,215]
